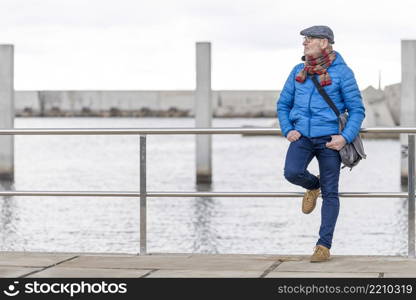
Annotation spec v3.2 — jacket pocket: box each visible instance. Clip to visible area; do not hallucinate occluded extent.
[289,109,298,122]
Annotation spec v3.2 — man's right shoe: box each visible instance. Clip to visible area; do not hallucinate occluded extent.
[302,175,320,214]
[310,244,330,262]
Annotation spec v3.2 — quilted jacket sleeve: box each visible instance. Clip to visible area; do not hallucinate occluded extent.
[276,66,297,137]
[339,66,366,143]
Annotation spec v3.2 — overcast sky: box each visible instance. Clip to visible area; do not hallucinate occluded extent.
[1,0,415,91]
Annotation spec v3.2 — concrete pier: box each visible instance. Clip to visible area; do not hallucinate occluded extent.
[0,45,14,181]
[195,42,212,184]
[400,40,416,185]
[1,252,416,278]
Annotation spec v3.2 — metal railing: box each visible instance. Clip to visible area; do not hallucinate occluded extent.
[0,127,414,257]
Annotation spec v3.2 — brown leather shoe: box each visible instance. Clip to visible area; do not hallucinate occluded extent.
[302,175,320,214]
[310,244,330,262]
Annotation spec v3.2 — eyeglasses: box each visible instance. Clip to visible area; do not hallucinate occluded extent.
[303,36,322,43]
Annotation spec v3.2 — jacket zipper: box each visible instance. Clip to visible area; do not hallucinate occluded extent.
[308,80,314,137]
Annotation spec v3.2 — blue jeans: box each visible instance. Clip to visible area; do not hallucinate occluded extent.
[283,135,341,249]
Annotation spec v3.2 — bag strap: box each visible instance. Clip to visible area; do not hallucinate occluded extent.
[309,74,340,117]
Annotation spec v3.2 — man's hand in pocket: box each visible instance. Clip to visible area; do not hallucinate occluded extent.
[287,130,301,142]
[326,135,346,150]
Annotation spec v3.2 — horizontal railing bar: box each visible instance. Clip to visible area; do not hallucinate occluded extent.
[0,191,141,197]
[0,191,411,198]
[147,192,411,198]
[0,127,415,135]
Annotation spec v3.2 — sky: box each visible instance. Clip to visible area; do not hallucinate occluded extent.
[1,0,415,91]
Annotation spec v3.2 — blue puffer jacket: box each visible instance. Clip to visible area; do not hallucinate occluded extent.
[276,50,365,144]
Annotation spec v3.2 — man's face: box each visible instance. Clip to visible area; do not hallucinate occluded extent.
[303,36,327,56]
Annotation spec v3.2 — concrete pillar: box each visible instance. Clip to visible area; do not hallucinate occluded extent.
[195,42,212,184]
[400,40,416,186]
[0,45,14,181]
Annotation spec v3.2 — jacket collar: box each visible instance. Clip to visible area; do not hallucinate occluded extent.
[331,50,345,66]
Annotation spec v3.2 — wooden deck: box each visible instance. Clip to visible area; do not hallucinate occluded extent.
[1,252,416,278]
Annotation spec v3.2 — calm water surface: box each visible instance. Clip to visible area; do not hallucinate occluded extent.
[0,117,407,255]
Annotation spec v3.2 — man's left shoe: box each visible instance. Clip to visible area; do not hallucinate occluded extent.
[310,244,330,262]
[302,175,320,214]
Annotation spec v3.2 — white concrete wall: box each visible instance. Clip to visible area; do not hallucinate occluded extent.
[13,87,401,124]
[14,90,280,116]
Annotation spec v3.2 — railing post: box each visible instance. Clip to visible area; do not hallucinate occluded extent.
[0,45,14,181]
[408,134,415,258]
[195,42,212,184]
[139,135,147,255]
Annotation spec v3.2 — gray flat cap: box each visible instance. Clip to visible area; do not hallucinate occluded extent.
[300,25,334,44]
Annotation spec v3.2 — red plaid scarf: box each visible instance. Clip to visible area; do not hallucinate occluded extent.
[295,46,336,86]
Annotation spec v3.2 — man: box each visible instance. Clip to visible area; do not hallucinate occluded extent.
[276,25,365,262]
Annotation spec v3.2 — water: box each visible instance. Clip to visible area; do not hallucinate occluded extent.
[0,117,407,255]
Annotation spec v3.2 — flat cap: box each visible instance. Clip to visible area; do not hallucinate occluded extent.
[300,25,334,44]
